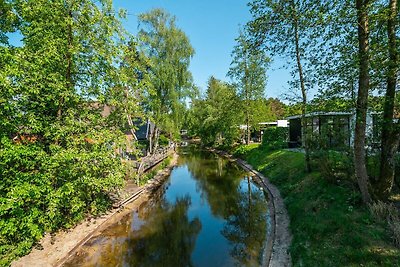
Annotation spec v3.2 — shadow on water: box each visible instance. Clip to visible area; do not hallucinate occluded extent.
[64,146,271,267]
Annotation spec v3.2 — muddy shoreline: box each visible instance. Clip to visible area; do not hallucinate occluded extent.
[11,153,179,267]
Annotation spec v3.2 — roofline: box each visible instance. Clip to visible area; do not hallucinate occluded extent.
[258,122,278,125]
[287,111,353,120]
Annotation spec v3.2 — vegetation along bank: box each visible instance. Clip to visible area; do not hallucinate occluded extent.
[232,143,400,266]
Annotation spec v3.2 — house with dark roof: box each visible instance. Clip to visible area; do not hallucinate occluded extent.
[92,102,156,157]
[133,118,155,141]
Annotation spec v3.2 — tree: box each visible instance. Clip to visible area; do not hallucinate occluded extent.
[137,8,195,149]
[247,0,319,172]
[0,1,145,263]
[190,77,242,147]
[353,0,373,204]
[377,0,399,200]
[228,29,270,144]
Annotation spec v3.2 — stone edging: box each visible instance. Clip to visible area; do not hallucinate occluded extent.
[210,149,292,267]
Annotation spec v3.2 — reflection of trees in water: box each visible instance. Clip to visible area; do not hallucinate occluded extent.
[183,150,245,218]
[221,177,268,266]
[183,150,269,266]
[65,196,201,267]
[124,196,202,267]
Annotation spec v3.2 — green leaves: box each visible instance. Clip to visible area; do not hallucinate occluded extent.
[138,8,195,136]
[0,1,142,264]
[190,77,242,147]
[0,141,125,264]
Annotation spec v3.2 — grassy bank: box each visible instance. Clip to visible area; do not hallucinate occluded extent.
[234,144,400,266]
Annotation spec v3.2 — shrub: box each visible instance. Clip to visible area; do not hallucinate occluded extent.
[310,149,354,185]
[0,138,124,265]
[261,127,288,150]
[232,144,259,158]
[369,201,400,248]
[159,134,169,147]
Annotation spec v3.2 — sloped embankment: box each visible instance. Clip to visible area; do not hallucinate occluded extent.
[235,145,400,266]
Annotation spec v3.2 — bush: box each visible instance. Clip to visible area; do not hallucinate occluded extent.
[261,127,288,150]
[232,144,259,158]
[369,201,400,248]
[0,138,124,266]
[310,149,354,185]
[159,134,169,147]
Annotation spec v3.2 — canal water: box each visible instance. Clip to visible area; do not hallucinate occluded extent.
[64,148,272,267]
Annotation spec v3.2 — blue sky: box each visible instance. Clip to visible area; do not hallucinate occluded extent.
[7,0,292,100]
[113,0,291,99]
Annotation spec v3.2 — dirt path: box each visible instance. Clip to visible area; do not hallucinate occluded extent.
[11,153,179,267]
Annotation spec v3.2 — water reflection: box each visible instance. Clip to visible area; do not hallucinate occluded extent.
[125,196,201,267]
[221,177,269,266]
[184,149,269,266]
[64,196,201,267]
[64,147,270,267]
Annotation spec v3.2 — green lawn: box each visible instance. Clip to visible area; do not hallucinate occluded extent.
[234,144,400,267]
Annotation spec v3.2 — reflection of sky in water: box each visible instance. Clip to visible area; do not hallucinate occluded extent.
[166,166,232,267]
[64,150,271,267]
[131,212,145,231]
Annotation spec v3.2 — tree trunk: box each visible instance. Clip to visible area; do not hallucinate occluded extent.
[354,0,372,204]
[377,0,399,200]
[125,88,138,141]
[59,8,73,120]
[153,127,160,153]
[244,47,251,145]
[148,126,153,155]
[292,6,311,173]
[246,110,250,145]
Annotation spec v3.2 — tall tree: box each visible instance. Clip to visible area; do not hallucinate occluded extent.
[6,0,138,143]
[228,29,270,145]
[0,2,146,263]
[377,0,399,200]
[354,0,373,204]
[137,8,195,148]
[190,77,242,147]
[247,0,318,172]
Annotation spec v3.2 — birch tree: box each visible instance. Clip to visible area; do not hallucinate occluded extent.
[228,29,270,145]
[138,8,195,148]
[247,0,320,172]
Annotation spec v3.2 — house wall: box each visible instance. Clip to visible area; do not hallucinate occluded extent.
[288,118,302,148]
[349,112,375,148]
[277,120,289,127]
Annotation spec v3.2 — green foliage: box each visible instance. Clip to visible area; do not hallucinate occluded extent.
[228,28,270,144]
[189,77,242,147]
[0,1,145,265]
[239,145,400,266]
[232,144,260,158]
[0,138,124,266]
[310,150,355,185]
[138,8,195,138]
[261,127,288,150]
[158,134,169,147]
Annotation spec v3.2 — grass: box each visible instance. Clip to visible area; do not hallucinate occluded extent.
[233,144,400,267]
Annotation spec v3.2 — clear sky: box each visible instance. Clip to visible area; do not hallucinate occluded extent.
[113,0,291,99]
[7,0,291,99]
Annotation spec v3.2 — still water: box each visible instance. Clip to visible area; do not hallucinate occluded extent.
[64,148,272,267]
